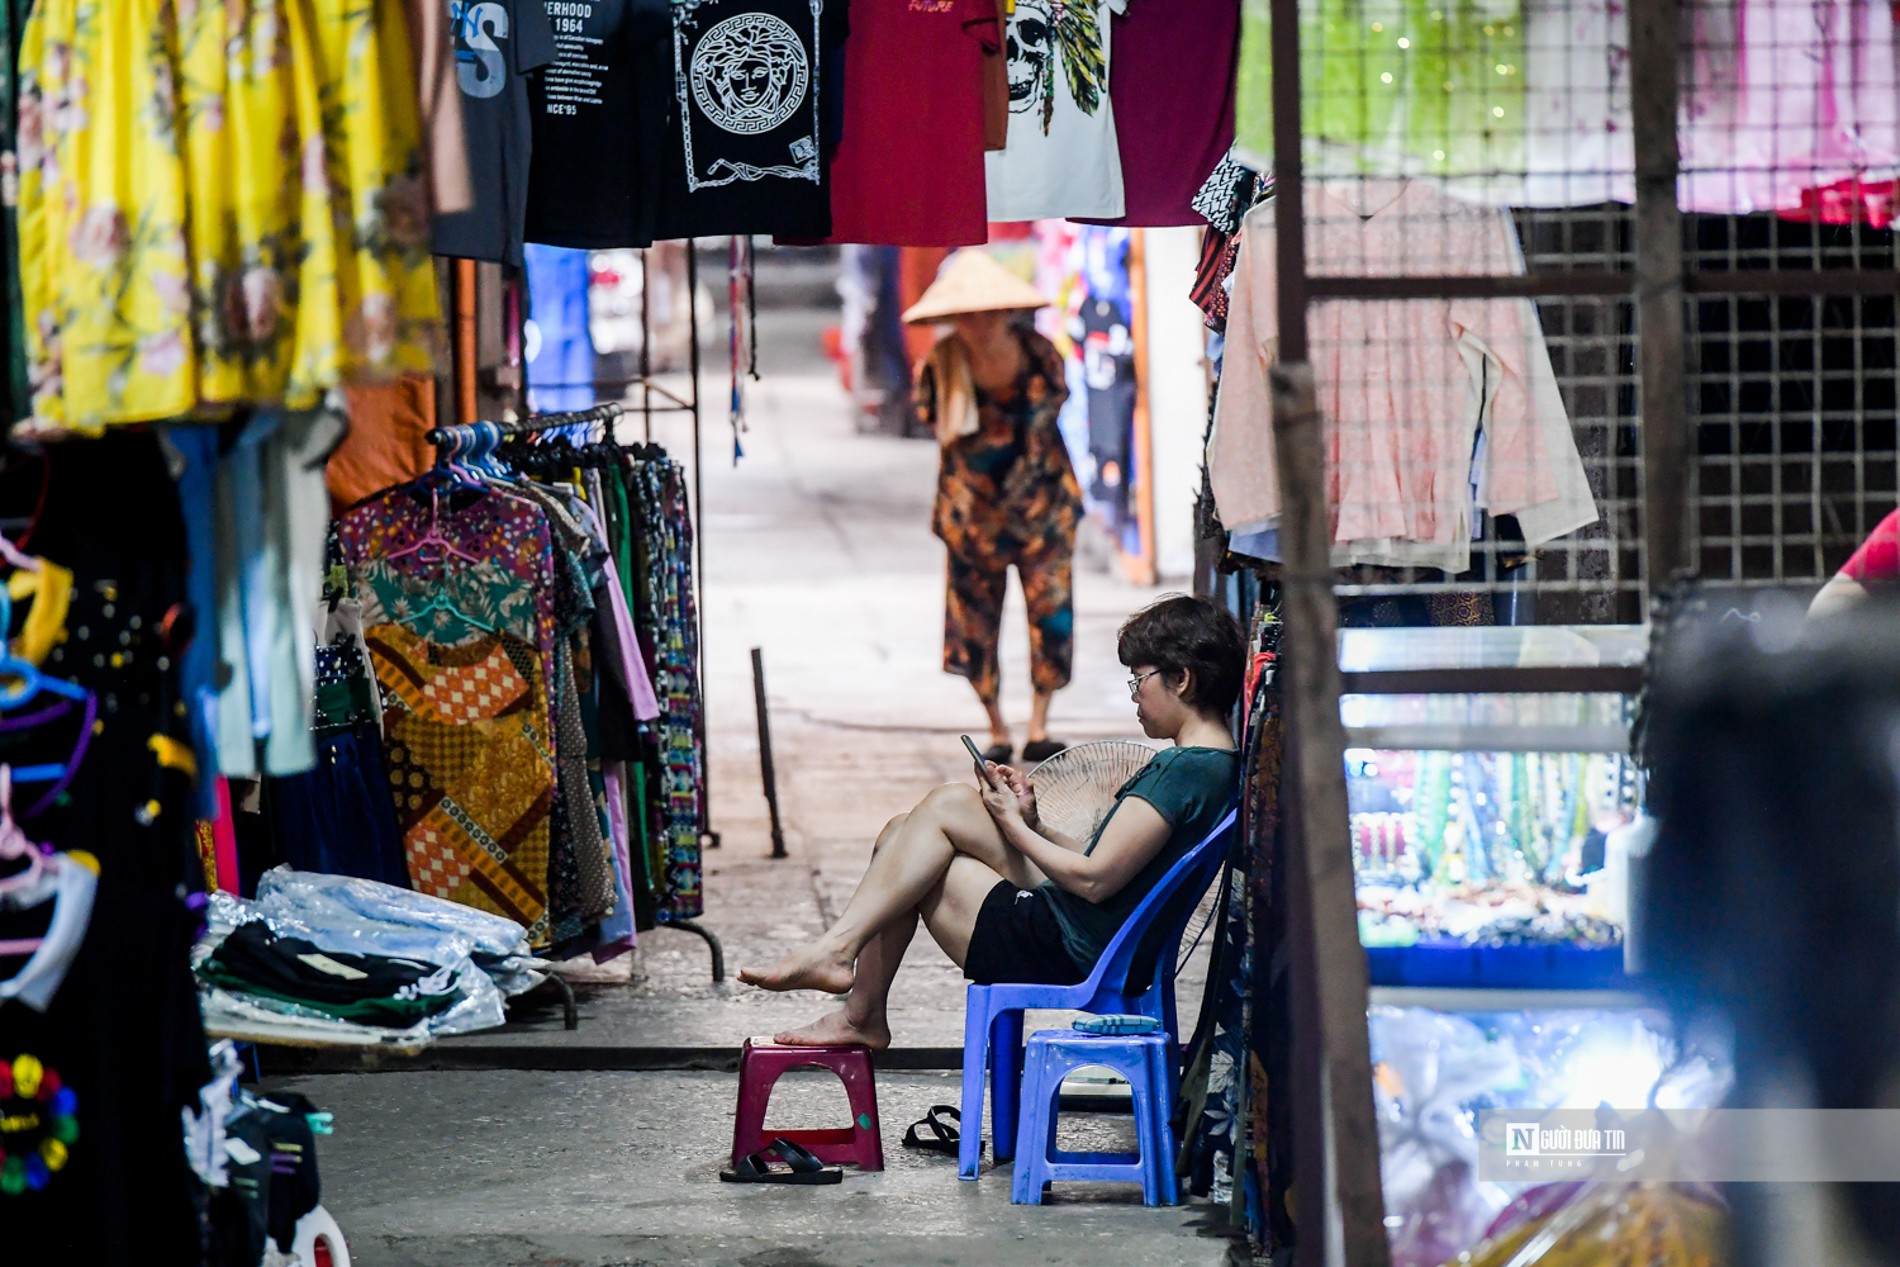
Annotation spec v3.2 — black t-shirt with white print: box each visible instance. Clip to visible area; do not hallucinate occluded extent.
[526,0,673,249]
[654,0,847,239]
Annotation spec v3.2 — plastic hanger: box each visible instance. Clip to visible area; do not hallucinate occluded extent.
[387,488,482,568]
[471,421,523,485]
[0,533,41,574]
[0,580,89,714]
[0,769,59,961]
[0,769,43,894]
[0,561,97,804]
[402,584,500,635]
[417,427,489,494]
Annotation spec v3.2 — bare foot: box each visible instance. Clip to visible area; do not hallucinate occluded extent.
[774,1007,891,1050]
[737,944,855,995]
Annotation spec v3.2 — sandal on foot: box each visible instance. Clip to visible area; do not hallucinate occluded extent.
[719,1138,845,1185]
[1022,738,1069,763]
[980,742,1013,764]
[902,1104,976,1157]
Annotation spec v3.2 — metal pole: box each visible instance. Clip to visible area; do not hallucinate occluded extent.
[686,239,718,851]
[1630,0,1689,606]
[640,248,654,443]
[751,647,787,859]
[1267,0,1390,1261]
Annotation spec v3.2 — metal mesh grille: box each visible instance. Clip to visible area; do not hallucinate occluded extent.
[1688,222,1900,584]
[1227,0,1900,614]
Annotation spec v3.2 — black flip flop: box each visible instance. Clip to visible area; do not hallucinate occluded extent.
[903,1104,974,1157]
[981,742,1013,765]
[719,1137,845,1185]
[1022,738,1069,763]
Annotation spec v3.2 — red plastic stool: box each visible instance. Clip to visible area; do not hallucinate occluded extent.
[731,1037,884,1171]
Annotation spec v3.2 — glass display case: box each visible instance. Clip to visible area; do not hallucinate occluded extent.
[1337,626,1647,990]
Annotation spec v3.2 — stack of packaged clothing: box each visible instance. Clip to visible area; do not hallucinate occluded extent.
[194,867,539,1048]
[199,922,463,1029]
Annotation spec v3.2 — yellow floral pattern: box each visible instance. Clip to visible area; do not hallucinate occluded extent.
[16,0,441,433]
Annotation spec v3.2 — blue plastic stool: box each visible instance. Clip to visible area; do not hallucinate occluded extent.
[1010,1029,1177,1206]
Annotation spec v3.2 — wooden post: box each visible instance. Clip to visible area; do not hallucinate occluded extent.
[1268,0,1391,1262]
[1630,0,1689,603]
[1271,369,1391,1267]
[453,258,478,427]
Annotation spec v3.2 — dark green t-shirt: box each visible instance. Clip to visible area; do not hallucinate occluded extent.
[1039,746,1240,971]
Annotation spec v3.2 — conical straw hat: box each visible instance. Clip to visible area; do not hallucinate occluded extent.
[902,250,1050,324]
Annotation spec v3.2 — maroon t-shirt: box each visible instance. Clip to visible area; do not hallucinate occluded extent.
[1084,0,1240,228]
[820,0,998,247]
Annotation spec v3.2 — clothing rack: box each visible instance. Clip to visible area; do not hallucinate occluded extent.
[425,399,627,445]
[424,400,726,984]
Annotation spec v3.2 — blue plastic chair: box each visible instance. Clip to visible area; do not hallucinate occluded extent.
[958,806,1238,1180]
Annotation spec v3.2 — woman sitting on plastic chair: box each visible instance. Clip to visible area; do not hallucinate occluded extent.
[741,595,1243,1048]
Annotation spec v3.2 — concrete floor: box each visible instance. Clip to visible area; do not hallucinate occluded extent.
[286,1069,1237,1267]
[273,298,1240,1264]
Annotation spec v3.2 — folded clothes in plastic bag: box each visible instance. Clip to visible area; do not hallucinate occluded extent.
[196,876,515,1043]
[252,866,541,995]
[200,920,464,1025]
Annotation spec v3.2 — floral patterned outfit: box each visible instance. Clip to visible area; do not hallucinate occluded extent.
[922,329,1082,704]
[15,0,440,433]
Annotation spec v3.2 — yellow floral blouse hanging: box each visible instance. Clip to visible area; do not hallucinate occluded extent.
[15,0,441,433]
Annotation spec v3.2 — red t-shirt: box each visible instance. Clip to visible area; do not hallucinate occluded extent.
[820,0,998,248]
[1842,510,1900,582]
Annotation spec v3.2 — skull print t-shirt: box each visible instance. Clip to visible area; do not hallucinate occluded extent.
[655,0,846,239]
[985,0,1129,221]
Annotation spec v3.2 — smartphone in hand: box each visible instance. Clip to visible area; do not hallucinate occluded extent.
[960,734,993,784]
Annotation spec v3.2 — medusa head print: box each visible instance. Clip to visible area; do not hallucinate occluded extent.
[690,13,811,136]
[1005,0,1107,135]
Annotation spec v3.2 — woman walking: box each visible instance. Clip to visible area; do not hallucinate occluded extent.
[907,250,1083,765]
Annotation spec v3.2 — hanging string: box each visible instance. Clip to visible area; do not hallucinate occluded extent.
[746,239,760,383]
[728,235,752,466]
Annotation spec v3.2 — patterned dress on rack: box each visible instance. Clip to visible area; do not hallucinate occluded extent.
[364,622,555,943]
[339,489,564,944]
[626,457,705,922]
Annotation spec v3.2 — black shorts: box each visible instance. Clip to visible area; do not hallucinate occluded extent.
[962,880,1090,986]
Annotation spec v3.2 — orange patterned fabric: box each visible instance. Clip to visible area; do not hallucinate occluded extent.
[365,622,556,945]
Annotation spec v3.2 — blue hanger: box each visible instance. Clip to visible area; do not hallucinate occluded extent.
[472,421,513,479]
[403,585,500,636]
[0,581,87,711]
[421,426,488,492]
[0,573,93,787]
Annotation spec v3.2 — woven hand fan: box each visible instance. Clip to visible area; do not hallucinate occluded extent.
[1028,740,1161,843]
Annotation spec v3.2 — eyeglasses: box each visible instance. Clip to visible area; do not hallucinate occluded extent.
[1127,669,1162,699]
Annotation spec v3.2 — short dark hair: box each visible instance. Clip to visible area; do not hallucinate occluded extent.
[1116,594,1247,717]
